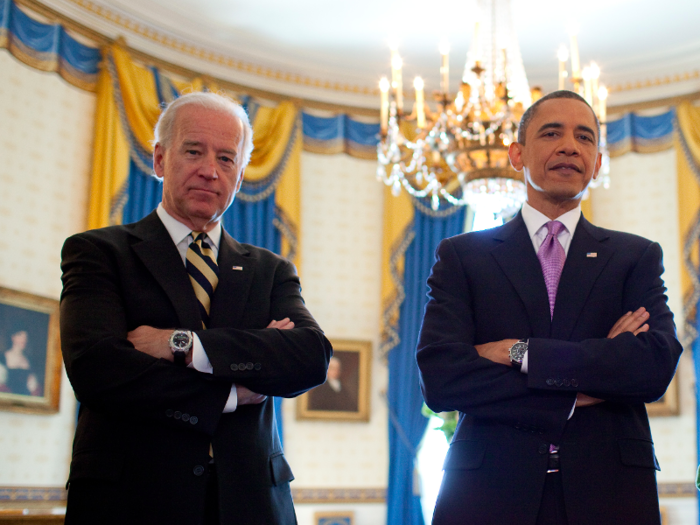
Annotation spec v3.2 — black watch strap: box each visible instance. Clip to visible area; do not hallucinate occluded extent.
[173,351,187,367]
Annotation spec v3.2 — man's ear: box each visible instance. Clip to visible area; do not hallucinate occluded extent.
[592,151,602,180]
[153,143,166,180]
[508,142,524,171]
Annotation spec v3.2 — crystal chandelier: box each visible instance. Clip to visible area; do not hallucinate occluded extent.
[377,0,609,215]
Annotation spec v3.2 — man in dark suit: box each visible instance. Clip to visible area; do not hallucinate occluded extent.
[60,92,332,525]
[416,90,682,525]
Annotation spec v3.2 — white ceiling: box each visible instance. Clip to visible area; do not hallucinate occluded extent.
[49,0,700,109]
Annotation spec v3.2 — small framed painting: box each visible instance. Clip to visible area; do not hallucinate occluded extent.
[646,373,679,417]
[297,339,371,422]
[314,511,354,525]
[0,287,61,414]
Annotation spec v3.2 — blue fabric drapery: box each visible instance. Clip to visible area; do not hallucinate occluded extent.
[0,0,100,91]
[386,204,466,525]
[302,112,380,159]
[607,109,675,157]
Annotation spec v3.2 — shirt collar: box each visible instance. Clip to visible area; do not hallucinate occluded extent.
[156,203,222,249]
[521,201,582,239]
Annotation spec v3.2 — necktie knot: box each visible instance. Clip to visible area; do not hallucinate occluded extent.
[545,220,566,237]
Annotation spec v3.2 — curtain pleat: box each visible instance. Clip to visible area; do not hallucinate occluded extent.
[386,204,466,525]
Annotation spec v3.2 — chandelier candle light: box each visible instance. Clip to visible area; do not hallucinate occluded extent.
[377,0,609,216]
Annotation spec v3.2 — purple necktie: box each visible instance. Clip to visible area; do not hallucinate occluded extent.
[537,221,566,318]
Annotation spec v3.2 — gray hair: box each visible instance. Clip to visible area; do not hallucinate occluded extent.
[153,91,254,170]
[517,90,600,146]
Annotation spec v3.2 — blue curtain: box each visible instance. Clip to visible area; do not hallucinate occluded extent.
[0,0,100,91]
[302,112,380,159]
[607,109,674,156]
[386,204,466,525]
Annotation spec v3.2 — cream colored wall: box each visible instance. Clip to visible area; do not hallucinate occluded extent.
[287,152,388,524]
[590,149,697,524]
[0,51,95,485]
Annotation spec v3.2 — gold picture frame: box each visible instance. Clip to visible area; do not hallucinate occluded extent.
[314,511,355,525]
[646,372,680,417]
[297,339,371,422]
[0,287,61,414]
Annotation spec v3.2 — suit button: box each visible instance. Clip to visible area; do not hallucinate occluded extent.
[230,364,239,371]
[563,379,571,387]
[165,409,174,418]
[246,362,254,371]
[554,379,563,387]
[546,378,555,386]
[174,411,182,420]
[182,413,190,422]
[193,465,205,476]
[189,416,198,425]
[539,444,548,454]
[254,363,261,371]
[238,363,246,371]
[571,379,579,387]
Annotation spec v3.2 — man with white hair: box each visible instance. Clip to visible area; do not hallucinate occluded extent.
[60,92,332,525]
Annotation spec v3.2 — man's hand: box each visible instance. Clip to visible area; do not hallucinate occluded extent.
[267,318,295,330]
[127,326,173,361]
[607,307,649,339]
[474,339,519,366]
[575,393,604,407]
[237,385,267,405]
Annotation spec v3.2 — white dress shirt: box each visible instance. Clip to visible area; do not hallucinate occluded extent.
[518,202,582,418]
[156,203,238,412]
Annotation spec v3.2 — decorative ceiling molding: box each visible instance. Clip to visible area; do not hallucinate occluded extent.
[65,0,374,96]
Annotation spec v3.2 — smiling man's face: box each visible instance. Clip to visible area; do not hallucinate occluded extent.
[508,97,602,218]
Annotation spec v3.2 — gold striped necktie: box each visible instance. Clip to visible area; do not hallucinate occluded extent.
[186,232,219,329]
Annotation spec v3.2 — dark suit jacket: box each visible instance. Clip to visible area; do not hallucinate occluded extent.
[60,211,332,525]
[416,213,682,525]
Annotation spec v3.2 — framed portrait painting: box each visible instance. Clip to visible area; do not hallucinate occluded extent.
[297,339,371,422]
[0,287,61,414]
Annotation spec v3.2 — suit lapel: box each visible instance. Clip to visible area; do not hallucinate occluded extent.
[491,214,552,338]
[551,216,612,340]
[208,230,254,329]
[130,212,202,329]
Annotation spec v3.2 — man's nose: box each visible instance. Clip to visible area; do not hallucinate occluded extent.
[199,154,219,179]
[558,133,580,155]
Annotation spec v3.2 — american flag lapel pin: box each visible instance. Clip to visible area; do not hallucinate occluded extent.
[232,265,243,271]
[586,252,597,258]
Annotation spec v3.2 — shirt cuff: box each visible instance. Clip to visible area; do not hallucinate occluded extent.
[190,333,213,373]
[520,350,529,374]
[223,384,238,413]
[568,399,576,420]
[188,334,238,413]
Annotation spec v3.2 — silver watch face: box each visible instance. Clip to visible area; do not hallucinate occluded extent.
[509,341,528,363]
[170,331,192,353]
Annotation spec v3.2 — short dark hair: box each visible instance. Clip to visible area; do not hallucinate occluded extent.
[517,90,600,146]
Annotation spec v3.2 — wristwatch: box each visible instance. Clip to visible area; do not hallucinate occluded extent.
[169,330,193,366]
[508,339,529,370]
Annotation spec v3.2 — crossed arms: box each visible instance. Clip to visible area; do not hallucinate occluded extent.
[416,235,682,433]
